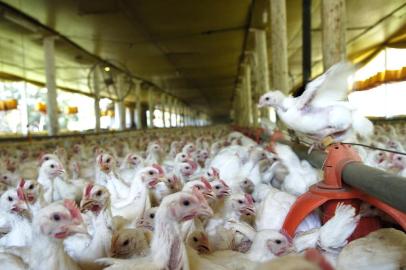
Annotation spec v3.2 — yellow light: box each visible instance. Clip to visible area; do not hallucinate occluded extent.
[104,66,110,72]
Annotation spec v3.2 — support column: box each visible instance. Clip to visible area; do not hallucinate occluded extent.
[243,64,253,126]
[43,36,59,136]
[93,66,101,132]
[135,83,143,129]
[161,94,166,128]
[129,106,135,128]
[20,82,29,135]
[148,90,154,128]
[168,97,174,127]
[115,101,125,130]
[302,0,312,85]
[322,0,346,69]
[176,101,180,127]
[270,0,289,93]
[255,29,276,122]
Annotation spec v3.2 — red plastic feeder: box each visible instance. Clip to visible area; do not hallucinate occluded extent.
[282,143,406,239]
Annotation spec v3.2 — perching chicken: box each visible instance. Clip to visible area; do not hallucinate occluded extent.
[258,61,373,143]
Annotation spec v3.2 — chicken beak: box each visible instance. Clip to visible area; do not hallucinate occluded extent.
[12,200,28,212]
[241,207,255,216]
[203,191,215,201]
[198,235,211,254]
[68,223,88,235]
[197,203,213,218]
[80,198,97,211]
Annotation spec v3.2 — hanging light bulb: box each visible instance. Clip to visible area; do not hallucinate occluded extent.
[104,66,110,72]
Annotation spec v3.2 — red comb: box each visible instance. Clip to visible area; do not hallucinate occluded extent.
[220,179,229,188]
[245,193,254,206]
[64,199,82,222]
[19,178,26,188]
[187,160,198,171]
[212,167,219,178]
[84,183,94,198]
[152,164,164,176]
[97,154,103,165]
[201,178,212,191]
[192,186,206,203]
[17,187,25,201]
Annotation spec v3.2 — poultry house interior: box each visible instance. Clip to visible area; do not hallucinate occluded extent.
[0,0,406,269]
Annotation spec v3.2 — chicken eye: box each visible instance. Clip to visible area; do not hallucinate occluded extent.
[193,237,198,242]
[238,200,244,204]
[123,240,129,246]
[215,185,220,190]
[378,153,383,156]
[275,239,282,244]
[8,196,13,202]
[132,157,137,160]
[29,184,34,190]
[3,176,7,180]
[243,180,248,184]
[148,171,154,175]
[106,158,111,163]
[45,157,49,161]
[50,164,55,169]
[183,200,190,206]
[167,178,171,183]
[149,213,155,219]
[195,186,201,190]
[265,97,270,101]
[52,214,61,221]
[96,190,103,196]
[398,157,402,161]
[185,166,190,170]
[182,155,186,158]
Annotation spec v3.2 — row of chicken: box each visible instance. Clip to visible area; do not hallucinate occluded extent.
[0,124,405,270]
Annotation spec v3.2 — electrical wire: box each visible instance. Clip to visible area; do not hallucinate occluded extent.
[342,142,406,156]
[279,131,406,156]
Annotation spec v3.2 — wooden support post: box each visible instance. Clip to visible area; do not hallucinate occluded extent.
[114,101,125,130]
[254,29,272,119]
[302,0,312,85]
[93,66,101,132]
[169,97,173,128]
[135,83,143,129]
[129,106,135,128]
[43,36,59,135]
[161,94,166,128]
[148,90,154,128]
[270,0,289,94]
[243,63,253,127]
[322,0,346,69]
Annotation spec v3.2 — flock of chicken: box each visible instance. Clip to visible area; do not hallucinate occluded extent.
[0,124,405,270]
[0,62,405,270]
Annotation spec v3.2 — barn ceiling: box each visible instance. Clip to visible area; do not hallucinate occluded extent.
[0,0,405,120]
